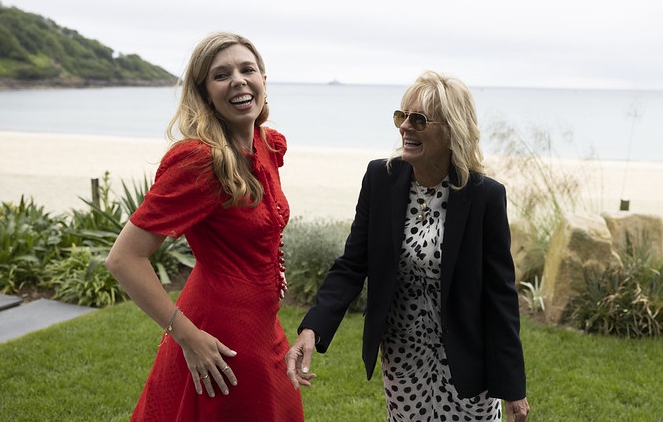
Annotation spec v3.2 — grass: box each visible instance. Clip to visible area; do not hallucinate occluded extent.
[1,299,662,421]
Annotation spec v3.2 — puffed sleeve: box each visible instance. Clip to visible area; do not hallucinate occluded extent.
[263,126,287,168]
[130,140,223,238]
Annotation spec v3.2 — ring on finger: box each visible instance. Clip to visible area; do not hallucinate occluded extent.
[222,365,230,372]
[200,374,209,380]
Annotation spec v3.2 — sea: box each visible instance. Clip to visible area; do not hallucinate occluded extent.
[0,83,661,162]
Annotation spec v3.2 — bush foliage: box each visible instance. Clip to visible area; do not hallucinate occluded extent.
[1,173,357,310]
[45,245,127,307]
[0,197,64,292]
[0,173,193,306]
[283,217,368,312]
[568,241,663,337]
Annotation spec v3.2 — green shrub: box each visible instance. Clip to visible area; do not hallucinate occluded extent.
[63,172,194,285]
[44,245,127,307]
[110,173,195,282]
[1,172,194,305]
[568,243,663,338]
[283,217,367,312]
[0,196,64,292]
[62,180,124,251]
[520,275,546,313]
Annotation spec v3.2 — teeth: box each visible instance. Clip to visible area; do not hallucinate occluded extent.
[230,95,253,104]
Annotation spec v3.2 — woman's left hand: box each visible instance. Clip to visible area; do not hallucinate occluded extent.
[505,397,530,421]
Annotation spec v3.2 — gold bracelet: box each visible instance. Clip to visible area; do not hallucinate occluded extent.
[165,307,181,334]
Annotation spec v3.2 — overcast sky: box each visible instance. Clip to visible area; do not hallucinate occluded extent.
[6,0,663,90]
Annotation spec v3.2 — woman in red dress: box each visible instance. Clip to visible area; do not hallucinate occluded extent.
[105,32,308,421]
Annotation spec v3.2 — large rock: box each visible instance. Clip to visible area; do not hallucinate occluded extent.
[510,218,543,287]
[542,212,622,323]
[602,212,663,261]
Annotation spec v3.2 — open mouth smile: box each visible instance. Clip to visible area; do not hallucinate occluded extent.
[229,94,254,109]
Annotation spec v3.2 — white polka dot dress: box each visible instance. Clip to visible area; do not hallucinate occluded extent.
[380,178,502,421]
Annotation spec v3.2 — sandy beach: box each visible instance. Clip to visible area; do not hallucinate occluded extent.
[0,131,390,222]
[1,131,661,222]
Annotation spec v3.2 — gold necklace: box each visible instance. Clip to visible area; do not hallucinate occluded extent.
[414,182,437,221]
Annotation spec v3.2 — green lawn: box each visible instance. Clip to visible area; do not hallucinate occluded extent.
[1,299,661,421]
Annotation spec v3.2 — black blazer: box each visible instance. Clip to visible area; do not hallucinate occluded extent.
[299,158,526,401]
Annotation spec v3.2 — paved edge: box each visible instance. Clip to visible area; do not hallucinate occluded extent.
[0,298,97,343]
[0,294,23,311]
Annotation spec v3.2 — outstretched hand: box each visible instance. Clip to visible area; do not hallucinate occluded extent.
[285,329,318,389]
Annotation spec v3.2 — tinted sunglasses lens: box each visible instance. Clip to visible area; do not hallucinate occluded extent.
[409,113,427,131]
[393,110,406,128]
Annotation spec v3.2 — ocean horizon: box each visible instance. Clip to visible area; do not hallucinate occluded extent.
[0,83,661,162]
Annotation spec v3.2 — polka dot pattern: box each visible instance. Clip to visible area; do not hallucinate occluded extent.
[380,178,501,421]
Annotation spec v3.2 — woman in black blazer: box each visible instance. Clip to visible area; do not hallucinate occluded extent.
[286,71,530,421]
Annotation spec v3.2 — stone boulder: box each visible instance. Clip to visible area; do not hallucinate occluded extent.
[542,212,622,323]
[602,212,663,261]
[510,218,543,287]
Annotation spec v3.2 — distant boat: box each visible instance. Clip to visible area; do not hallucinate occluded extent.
[328,79,341,85]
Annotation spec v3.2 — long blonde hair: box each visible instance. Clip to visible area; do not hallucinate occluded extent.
[166,31,269,207]
[389,71,483,189]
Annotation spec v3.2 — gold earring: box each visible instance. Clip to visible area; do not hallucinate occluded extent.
[264,94,268,105]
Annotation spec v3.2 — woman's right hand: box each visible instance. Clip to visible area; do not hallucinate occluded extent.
[106,223,237,397]
[285,329,317,389]
[174,323,238,397]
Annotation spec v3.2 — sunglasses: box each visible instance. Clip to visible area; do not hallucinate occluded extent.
[393,110,440,132]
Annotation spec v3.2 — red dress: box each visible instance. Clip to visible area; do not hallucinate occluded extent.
[129,126,304,421]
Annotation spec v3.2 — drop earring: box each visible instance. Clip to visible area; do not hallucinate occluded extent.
[264,93,269,105]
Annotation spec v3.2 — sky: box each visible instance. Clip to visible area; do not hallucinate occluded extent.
[5,0,663,90]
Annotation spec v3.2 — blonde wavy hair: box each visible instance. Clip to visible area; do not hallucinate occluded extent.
[166,31,270,208]
[389,70,484,189]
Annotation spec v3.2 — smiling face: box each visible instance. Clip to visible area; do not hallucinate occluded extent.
[398,100,451,185]
[205,44,267,139]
